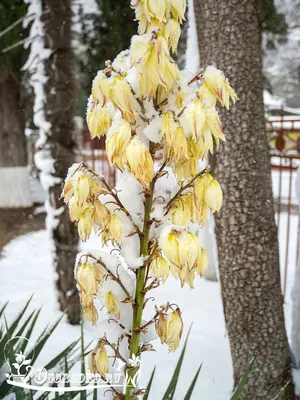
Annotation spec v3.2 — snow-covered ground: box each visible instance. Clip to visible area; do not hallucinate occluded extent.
[0,207,298,399]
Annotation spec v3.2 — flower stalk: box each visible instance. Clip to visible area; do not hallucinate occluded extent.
[61,0,237,396]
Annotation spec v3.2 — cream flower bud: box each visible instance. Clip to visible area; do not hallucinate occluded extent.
[186,99,206,142]
[125,138,154,188]
[150,255,170,283]
[74,175,90,205]
[61,181,73,203]
[92,72,111,107]
[156,313,168,344]
[108,214,125,245]
[111,77,136,124]
[84,303,98,325]
[161,230,181,268]
[170,195,192,226]
[78,210,93,241]
[69,196,83,222]
[87,106,112,139]
[161,112,176,145]
[174,139,198,180]
[105,291,120,318]
[95,343,109,376]
[179,232,200,270]
[165,18,181,53]
[194,174,210,206]
[166,127,188,162]
[205,179,223,213]
[106,121,131,170]
[182,268,196,289]
[196,247,208,277]
[145,0,166,21]
[88,352,97,374]
[76,263,99,296]
[203,66,238,110]
[93,200,111,230]
[166,309,183,351]
[170,0,186,23]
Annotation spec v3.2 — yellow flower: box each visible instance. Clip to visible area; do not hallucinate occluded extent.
[92,72,111,107]
[111,77,136,124]
[197,84,217,108]
[164,18,181,53]
[186,99,206,142]
[125,138,154,188]
[108,214,125,245]
[88,351,97,374]
[165,127,188,162]
[182,268,196,289]
[161,230,181,267]
[169,194,193,226]
[143,0,166,22]
[161,112,176,145]
[105,291,120,318]
[205,179,223,213]
[87,106,112,139]
[150,255,170,283]
[166,309,183,351]
[61,180,73,203]
[179,232,200,270]
[169,0,186,23]
[95,343,109,376]
[174,139,198,180]
[84,304,98,325]
[78,209,93,241]
[202,66,238,109]
[156,313,168,344]
[76,263,102,295]
[69,196,83,222]
[194,173,213,209]
[131,35,178,99]
[106,122,131,170]
[93,200,111,230]
[74,174,90,205]
[196,247,208,277]
[193,173,213,224]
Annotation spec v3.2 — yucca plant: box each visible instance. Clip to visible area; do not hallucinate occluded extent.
[60,0,238,398]
[0,299,87,400]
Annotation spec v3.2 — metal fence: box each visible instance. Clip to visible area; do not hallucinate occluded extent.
[267,108,300,299]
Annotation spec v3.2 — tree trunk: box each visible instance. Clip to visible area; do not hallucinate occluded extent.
[41,0,80,324]
[0,68,32,207]
[193,0,293,398]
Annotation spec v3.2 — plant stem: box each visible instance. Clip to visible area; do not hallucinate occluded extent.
[125,178,154,399]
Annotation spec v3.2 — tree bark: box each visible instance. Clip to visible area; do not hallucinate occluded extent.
[193,0,293,398]
[0,68,26,168]
[41,0,80,324]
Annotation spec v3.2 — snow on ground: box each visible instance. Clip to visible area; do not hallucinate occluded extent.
[0,207,298,399]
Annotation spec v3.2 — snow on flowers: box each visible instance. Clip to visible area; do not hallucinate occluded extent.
[61,0,237,397]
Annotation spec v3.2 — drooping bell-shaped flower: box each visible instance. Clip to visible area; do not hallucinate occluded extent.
[125,138,154,188]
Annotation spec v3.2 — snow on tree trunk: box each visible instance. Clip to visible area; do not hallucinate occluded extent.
[292,167,300,396]
[194,0,293,398]
[0,68,32,208]
[24,0,80,324]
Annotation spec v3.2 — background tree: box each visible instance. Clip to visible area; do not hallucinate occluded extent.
[0,1,32,208]
[26,0,80,324]
[193,0,293,398]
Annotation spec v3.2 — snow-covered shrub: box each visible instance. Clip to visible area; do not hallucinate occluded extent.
[61,0,237,398]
